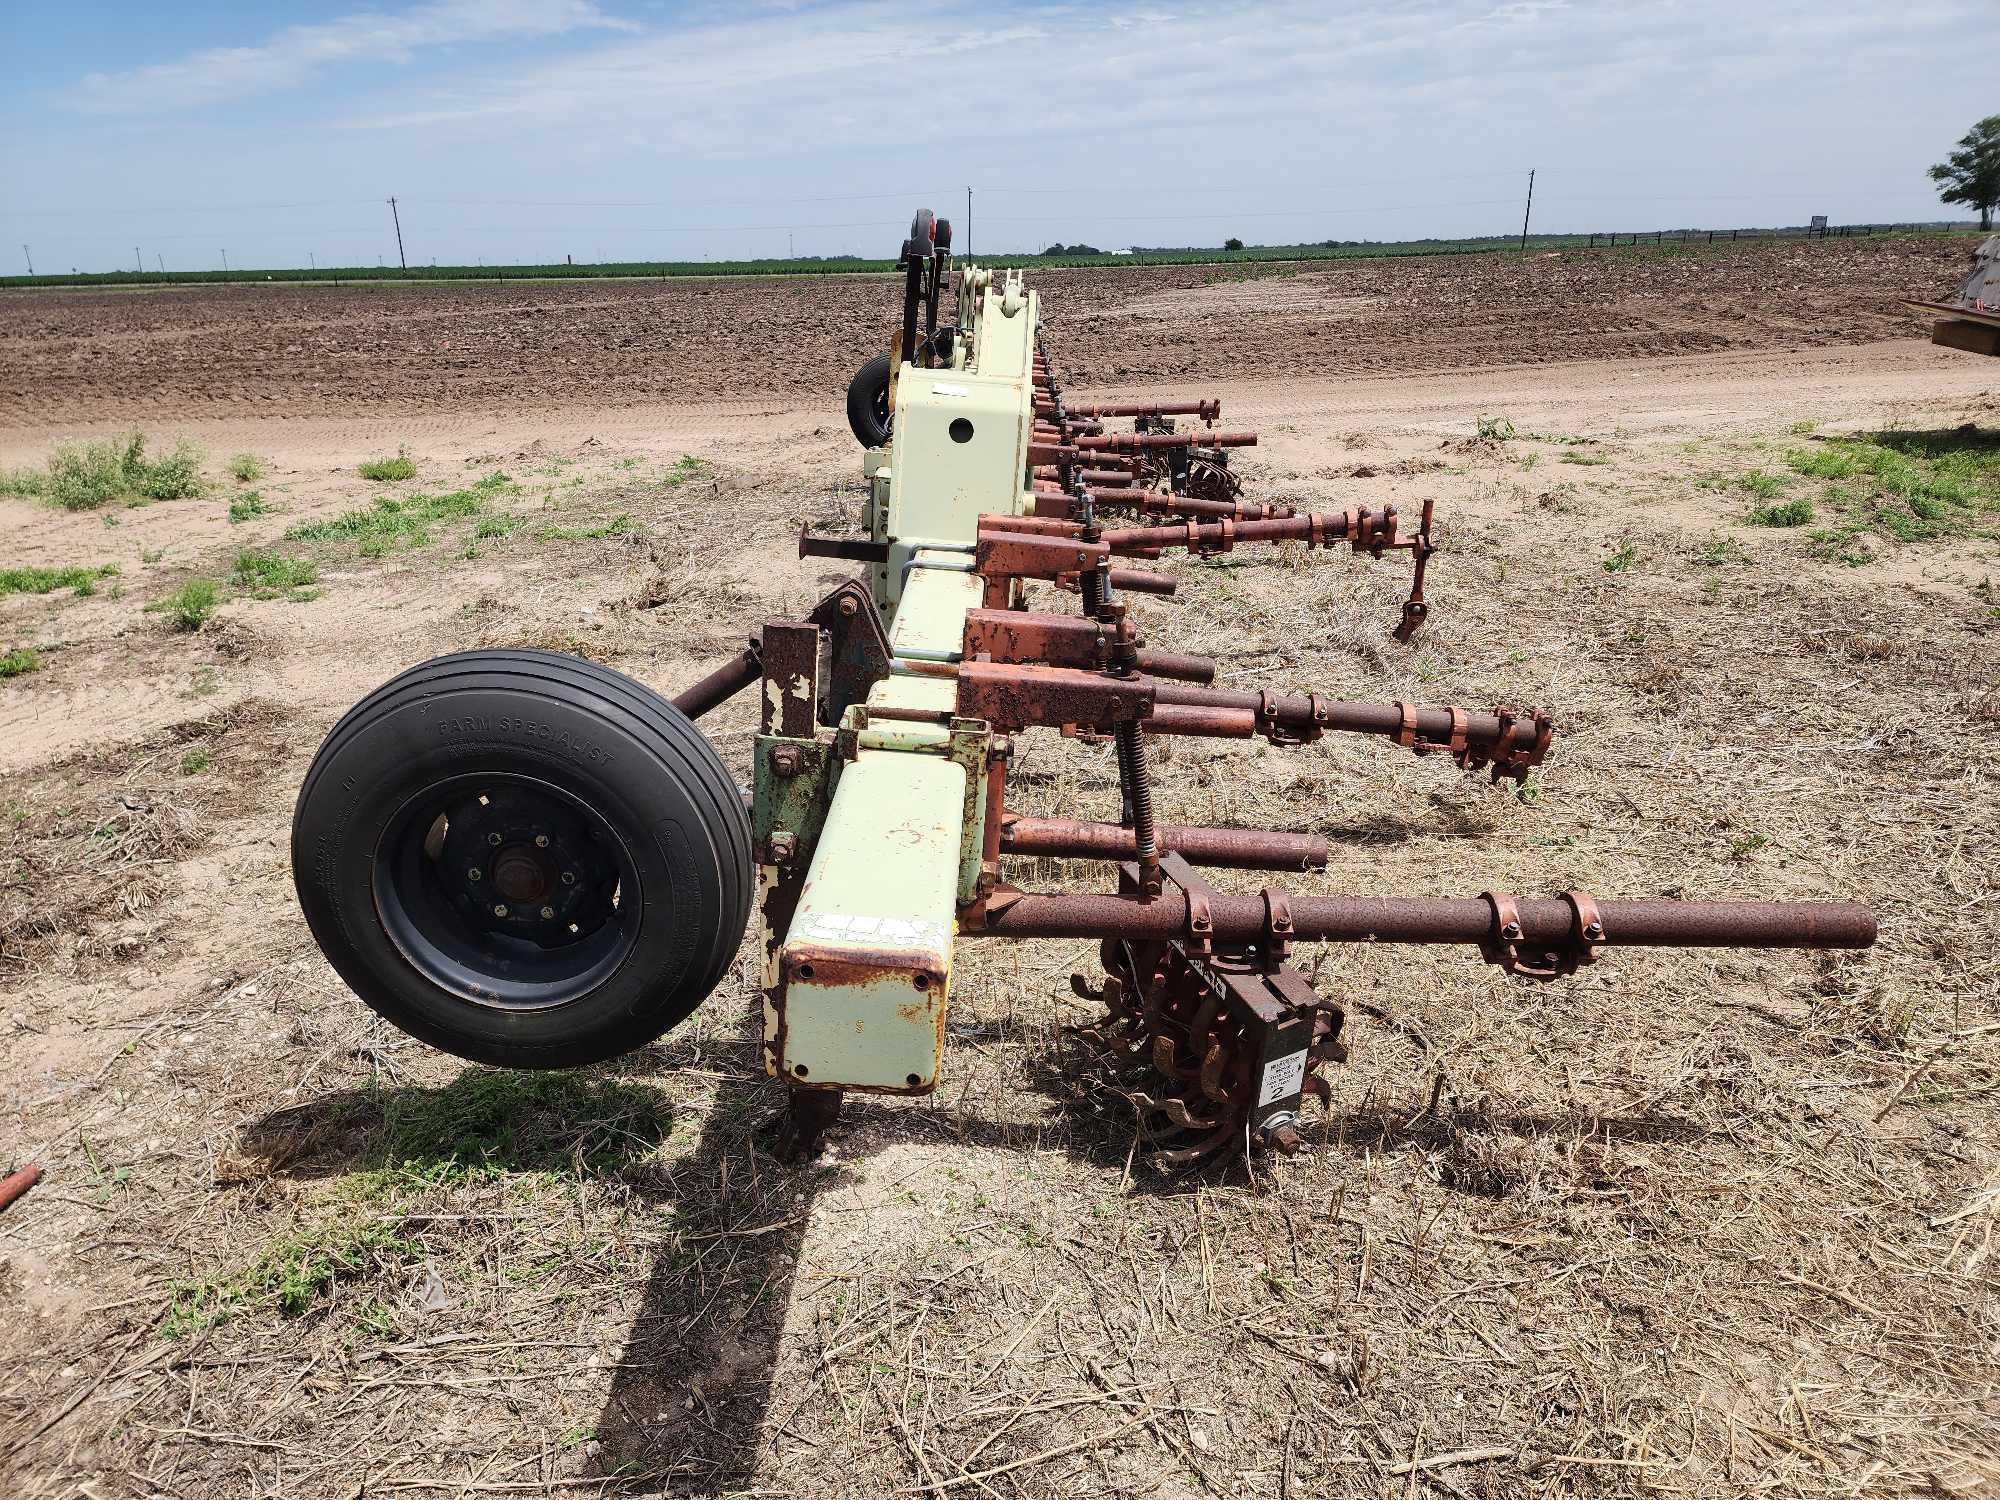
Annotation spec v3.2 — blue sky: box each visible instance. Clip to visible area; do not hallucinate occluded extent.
[1,0,1995,272]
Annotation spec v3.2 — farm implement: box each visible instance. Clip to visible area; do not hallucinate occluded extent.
[292,209,1876,1168]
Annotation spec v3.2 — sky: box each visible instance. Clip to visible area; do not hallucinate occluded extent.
[1,0,1995,273]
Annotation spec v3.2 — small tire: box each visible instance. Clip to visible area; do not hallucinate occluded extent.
[846,352,893,448]
[291,649,751,1069]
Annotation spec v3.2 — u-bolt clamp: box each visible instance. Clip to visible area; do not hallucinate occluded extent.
[1478,890,1605,981]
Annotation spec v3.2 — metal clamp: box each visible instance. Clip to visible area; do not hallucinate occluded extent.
[1479,889,1604,981]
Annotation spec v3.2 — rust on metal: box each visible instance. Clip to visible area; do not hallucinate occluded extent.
[957,660,1156,732]
[1000,815,1327,870]
[671,641,762,721]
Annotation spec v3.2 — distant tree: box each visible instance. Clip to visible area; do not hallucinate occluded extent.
[1224,236,1245,252]
[1929,115,2000,231]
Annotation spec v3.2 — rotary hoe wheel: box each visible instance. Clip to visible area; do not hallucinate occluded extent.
[1180,453,1243,506]
[1067,939,1347,1170]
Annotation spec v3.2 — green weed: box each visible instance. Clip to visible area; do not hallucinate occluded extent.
[288,473,513,547]
[163,1218,420,1338]
[1602,541,1639,573]
[662,455,710,486]
[1475,415,1517,441]
[21,433,208,509]
[1785,447,1856,480]
[537,513,633,541]
[227,452,266,482]
[1745,497,1815,528]
[228,492,267,523]
[155,578,220,631]
[1729,832,1769,861]
[0,564,119,597]
[1737,469,1786,499]
[0,647,39,679]
[231,549,319,595]
[357,449,417,482]
[1560,451,1611,466]
[472,516,520,540]
[179,748,213,774]
[1696,536,1745,567]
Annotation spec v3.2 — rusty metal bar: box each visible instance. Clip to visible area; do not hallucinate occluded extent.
[1078,431,1258,452]
[1106,568,1177,596]
[1101,512,1369,554]
[1001,817,1325,870]
[1150,684,1545,755]
[970,891,1877,949]
[1063,399,1221,421]
[672,644,763,721]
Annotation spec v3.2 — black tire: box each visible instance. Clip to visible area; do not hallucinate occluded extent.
[291,649,752,1069]
[846,352,893,448]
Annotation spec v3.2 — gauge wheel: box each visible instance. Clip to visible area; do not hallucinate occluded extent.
[846,352,893,447]
[292,649,751,1069]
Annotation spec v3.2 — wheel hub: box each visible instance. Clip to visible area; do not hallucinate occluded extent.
[436,787,618,946]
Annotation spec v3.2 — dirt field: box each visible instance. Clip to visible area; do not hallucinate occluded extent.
[2,236,1997,1499]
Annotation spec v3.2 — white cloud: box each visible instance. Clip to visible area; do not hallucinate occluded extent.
[67,0,633,115]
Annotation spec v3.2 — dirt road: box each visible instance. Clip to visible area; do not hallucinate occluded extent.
[3,240,1997,1499]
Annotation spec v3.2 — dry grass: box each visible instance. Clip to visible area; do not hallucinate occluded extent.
[2,406,1996,1500]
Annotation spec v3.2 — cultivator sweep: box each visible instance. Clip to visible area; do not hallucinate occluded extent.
[292,208,1876,1170]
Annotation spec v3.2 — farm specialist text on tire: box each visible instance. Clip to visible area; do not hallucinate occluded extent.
[291,649,752,1069]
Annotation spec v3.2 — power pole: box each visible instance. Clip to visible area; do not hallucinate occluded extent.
[21,245,32,275]
[309,252,316,270]
[221,249,229,271]
[788,231,794,258]
[388,196,407,270]
[967,186,973,255]
[135,247,142,272]
[156,254,164,273]
[1519,168,1536,251]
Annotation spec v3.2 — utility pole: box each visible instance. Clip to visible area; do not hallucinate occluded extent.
[135,247,142,272]
[1519,168,1536,251]
[221,249,229,271]
[788,231,794,258]
[967,186,973,256]
[21,245,32,275]
[156,254,164,273]
[309,252,316,270]
[388,196,407,270]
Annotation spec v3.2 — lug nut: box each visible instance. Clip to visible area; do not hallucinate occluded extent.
[770,743,805,778]
[468,868,483,881]
[561,871,576,885]
[488,832,503,846]
[534,834,550,848]
[493,903,509,917]
[540,905,555,919]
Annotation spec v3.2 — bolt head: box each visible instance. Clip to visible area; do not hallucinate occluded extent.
[487,832,503,846]
[467,867,482,881]
[493,903,509,918]
[561,870,577,885]
[770,744,805,778]
[540,905,555,919]
[534,834,550,848]
[837,595,860,617]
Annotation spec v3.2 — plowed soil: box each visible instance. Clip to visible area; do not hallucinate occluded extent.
[0,236,1969,424]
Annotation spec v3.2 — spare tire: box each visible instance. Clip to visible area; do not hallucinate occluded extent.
[291,649,752,1069]
[846,352,893,448]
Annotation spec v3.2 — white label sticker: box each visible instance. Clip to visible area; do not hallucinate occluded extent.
[1257,1049,1309,1107]
[931,382,969,398]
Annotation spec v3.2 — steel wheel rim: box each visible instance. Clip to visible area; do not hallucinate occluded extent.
[372,772,644,1011]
